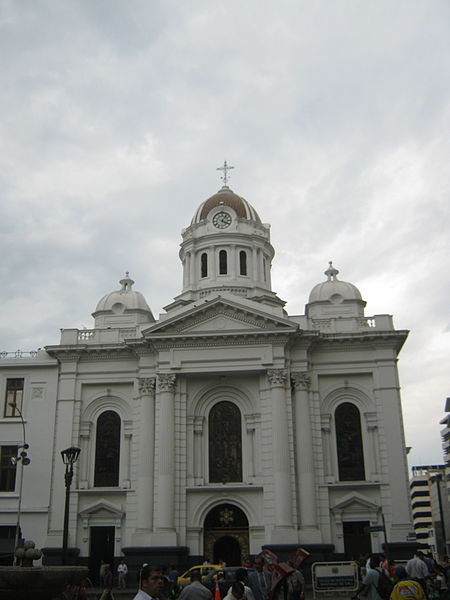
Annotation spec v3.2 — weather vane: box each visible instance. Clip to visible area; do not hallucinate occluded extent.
[216,160,234,186]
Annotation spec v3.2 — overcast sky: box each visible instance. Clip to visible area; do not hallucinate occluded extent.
[1,0,449,469]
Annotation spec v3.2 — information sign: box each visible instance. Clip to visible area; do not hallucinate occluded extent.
[312,561,359,598]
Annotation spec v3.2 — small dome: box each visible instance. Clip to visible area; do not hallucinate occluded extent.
[309,262,363,304]
[191,186,261,224]
[95,273,152,314]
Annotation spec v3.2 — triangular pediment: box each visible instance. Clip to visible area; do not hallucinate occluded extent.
[142,296,298,338]
[331,492,380,515]
[79,500,124,519]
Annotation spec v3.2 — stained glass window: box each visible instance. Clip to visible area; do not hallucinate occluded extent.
[94,411,121,487]
[335,402,365,481]
[209,401,242,483]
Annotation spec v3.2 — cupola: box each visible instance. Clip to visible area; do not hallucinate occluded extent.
[165,175,285,312]
[93,273,155,328]
[306,262,366,318]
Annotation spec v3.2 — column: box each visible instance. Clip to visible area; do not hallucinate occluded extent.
[321,414,333,479]
[267,369,293,528]
[155,373,176,531]
[252,247,258,281]
[193,417,204,484]
[291,372,317,530]
[245,415,256,478]
[365,413,380,479]
[136,377,156,533]
[189,252,195,286]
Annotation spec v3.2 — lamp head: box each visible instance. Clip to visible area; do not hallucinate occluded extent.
[61,446,81,466]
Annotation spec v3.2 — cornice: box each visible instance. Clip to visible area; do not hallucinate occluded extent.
[150,331,293,350]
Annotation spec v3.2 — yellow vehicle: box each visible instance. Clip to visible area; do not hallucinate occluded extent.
[178,564,221,586]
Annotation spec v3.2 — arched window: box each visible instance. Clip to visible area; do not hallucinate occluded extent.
[94,410,121,487]
[201,253,208,278]
[209,401,242,483]
[335,402,365,481]
[239,251,247,276]
[219,250,228,275]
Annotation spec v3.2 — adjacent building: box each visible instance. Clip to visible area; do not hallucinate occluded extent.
[409,464,450,559]
[0,182,413,574]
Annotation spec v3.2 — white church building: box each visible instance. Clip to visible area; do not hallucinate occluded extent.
[0,181,413,575]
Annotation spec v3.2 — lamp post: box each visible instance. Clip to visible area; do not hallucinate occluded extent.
[61,446,81,565]
[9,402,30,566]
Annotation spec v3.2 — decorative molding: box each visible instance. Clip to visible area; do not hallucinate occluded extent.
[193,416,204,434]
[267,368,288,387]
[31,387,44,399]
[364,412,378,430]
[321,414,331,432]
[139,377,156,396]
[157,373,177,392]
[291,372,311,390]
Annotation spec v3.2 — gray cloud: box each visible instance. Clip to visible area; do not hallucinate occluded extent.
[1,0,449,467]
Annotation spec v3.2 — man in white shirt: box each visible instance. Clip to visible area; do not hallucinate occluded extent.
[406,551,429,597]
[133,564,165,600]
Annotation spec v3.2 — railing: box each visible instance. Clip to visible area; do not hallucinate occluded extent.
[0,350,39,359]
[312,314,394,333]
[59,327,139,345]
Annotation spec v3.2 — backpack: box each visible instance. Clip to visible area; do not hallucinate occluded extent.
[375,568,394,600]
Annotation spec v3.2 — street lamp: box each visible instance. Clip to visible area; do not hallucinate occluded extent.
[9,402,30,566]
[61,446,81,565]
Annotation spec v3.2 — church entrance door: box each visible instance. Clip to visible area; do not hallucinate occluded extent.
[89,526,115,584]
[204,504,249,566]
[343,521,372,560]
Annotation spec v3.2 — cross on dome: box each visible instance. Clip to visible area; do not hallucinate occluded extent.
[216,160,234,186]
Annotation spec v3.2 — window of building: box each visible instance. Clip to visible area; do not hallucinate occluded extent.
[335,402,365,481]
[209,401,242,483]
[239,251,247,276]
[94,411,121,487]
[4,378,24,418]
[219,250,227,275]
[0,446,18,491]
[201,253,208,278]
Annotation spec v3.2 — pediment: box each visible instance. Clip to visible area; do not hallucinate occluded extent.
[142,297,298,338]
[79,500,124,519]
[331,492,380,515]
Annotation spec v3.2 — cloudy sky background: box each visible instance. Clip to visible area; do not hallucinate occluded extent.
[1,0,449,468]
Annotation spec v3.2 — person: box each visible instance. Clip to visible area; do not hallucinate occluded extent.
[178,569,212,600]
[133,564,165,600]
[352,556,382,600]
[234,568,256,600]
[406,551,430,598]
[390,565,424,600]
[224,581,245,600]
[117,559,128,589]
[248,556,272,600]
[99,563,115,600]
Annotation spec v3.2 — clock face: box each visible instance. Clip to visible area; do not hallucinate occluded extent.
[212,211,232,229]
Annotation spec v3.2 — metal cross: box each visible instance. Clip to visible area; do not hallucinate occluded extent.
[216,160,234,186]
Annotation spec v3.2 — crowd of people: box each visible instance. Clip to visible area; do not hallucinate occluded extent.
[132,555,305,600]
[352,551,450,600]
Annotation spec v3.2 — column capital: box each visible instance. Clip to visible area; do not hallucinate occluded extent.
[139,377,156,396]
[157,373,177,392]
[267,368,288,388]
[291,371,311,390]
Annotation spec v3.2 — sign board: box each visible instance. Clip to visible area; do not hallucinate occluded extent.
[312,561,359,598]
[364,525,384,533]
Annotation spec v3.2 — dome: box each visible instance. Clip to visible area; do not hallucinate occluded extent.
[93,273,155,328]
[307,262,366,319]
[191,185,261,225]
[95,273,152,313]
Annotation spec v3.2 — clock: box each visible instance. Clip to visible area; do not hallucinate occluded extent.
[213,211,232,229]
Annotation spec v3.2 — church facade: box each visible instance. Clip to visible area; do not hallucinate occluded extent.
[0,183,412,572]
